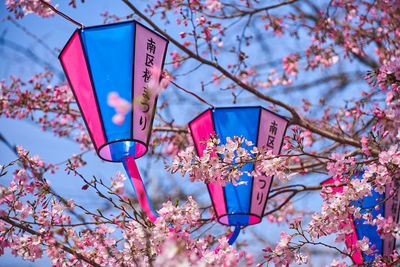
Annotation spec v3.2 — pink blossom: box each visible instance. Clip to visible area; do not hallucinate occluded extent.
[107,92,131,125]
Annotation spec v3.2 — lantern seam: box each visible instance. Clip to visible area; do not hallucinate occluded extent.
[247,107,262,224]
[130,22,136,143]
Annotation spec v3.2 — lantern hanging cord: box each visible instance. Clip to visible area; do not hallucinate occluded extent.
[169,80,215,108]
[38,0,84,28]
[214,225,241,253]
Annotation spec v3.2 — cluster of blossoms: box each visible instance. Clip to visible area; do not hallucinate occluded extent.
[150,131,190,159]
[157,196,199,231]
[374,215,400,241]
[169,135,293,186]
[263,144,400,266]
[307,174,368,250]
[5,0,55,19]
[373,58,400,93]
[120,198,251,266]
[282,53,300,77]
[263,224,309,266]
[306,148,400,264]
[0,145,252,266]
[266,198,304,225]
[110,171,127,195]
[365,145,400,193]
[0,72,79,137]
[204,0,221,14]
[0,72,92,172]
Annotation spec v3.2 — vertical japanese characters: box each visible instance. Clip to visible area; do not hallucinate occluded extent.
[139,38,157,131]
[267,121,278,149]
[250,111,288,218]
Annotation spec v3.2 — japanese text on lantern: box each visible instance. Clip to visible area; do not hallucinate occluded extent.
[266,121,278,149]
[139,38,156,131]
[255,120,279,207]
[256,179,268,205]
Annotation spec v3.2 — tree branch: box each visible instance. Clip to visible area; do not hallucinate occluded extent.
[0,216,101,267]
[204,0,299,19]
[122,0,379,156]
[121,0,299,119]
[152,126,188,133]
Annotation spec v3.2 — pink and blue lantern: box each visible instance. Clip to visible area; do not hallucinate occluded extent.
[59,20,168,222]
[323,172,400,265]
[189,107,288,244]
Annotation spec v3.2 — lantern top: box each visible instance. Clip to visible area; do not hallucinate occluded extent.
[59,20,169,58]
[188,106,288,159]
[188,105,288,122]
[59,20,168,162]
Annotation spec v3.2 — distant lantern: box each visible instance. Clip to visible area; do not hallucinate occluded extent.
[59,20,168,222]
[189,107,288,244]
[322,172,400,264]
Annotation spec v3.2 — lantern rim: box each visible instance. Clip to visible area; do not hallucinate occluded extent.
[205,183,265,227]
[96,138,148,163]
[215,212,262,226]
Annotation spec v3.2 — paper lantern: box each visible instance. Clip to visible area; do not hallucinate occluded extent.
[189,106,288,243]
[59,20,168,222]
[323,172,400,264]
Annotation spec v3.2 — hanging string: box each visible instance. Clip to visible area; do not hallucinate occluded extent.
[38,0,84,28]
[169,80,215,108]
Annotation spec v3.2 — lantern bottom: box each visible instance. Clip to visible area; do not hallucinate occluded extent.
[97,139,148,162]
[217,213,262,226]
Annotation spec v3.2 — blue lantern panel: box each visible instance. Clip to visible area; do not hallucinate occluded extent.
[352,173,384,263]
[212,107,260,225]
[80,23,135,144]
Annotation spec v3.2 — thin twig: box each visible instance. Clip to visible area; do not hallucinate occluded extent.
[170,80,215,108]
[204,0,300,19]
[38,0,84,28]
